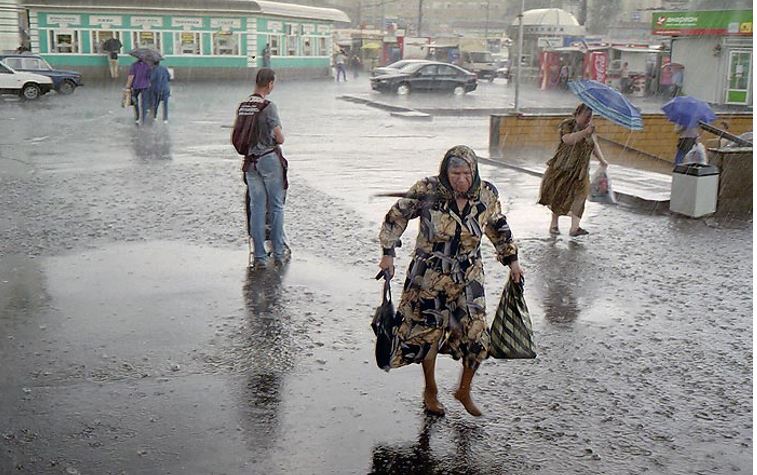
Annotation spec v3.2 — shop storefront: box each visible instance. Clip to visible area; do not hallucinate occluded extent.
[652,9,752,106]
[20,0,348,78]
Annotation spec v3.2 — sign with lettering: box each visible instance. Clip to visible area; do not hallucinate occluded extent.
[172,17,203,29]
[90,15,123,27]
[302,24,315,34]
[652,10,752,36]
[131,16,163,29]
[211,18,241,29]
[267,21,282,32]
[317,24,331,34]
[47,15,81,26]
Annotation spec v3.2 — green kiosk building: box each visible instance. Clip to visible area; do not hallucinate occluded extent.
[13,0,349,78]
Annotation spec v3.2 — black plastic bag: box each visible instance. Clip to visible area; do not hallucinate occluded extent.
[371,271,398,371]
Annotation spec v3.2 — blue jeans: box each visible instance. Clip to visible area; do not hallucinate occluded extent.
[246,152,286,263]
[336,64,347,82]
[151,92,169,121]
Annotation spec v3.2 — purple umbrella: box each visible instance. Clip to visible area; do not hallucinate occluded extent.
[662,96,717,129]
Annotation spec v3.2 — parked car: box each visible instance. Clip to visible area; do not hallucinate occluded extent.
[371,62,477,95]
[0,53,82,95]
[496,60,511,80]
[461,51,497,81]
[371,59,431,77]
[0,60,53,100]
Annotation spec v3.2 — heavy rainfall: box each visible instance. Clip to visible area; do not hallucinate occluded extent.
[0,0,753,473]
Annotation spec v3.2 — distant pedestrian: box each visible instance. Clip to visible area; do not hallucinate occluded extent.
[671,66,684,97]
[149,60,171,123]
[559,62,569,89]
[674,124,699,166]
[236,68,288,269]
[102,36,122,79]
[378,145,523,417]
[125,58,151,125]
[538,103,609,237]
[620,62,630,93]
[262,43,271,68]
[350,53,362,79]
[335,50,347,82]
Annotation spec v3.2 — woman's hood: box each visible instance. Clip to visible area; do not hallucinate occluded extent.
[438,145,481,199]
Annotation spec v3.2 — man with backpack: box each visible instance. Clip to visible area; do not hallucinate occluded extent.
[231,68,288,269]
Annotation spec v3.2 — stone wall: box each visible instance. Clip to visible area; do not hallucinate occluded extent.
[490,112,753,164]
[707,148,753,220]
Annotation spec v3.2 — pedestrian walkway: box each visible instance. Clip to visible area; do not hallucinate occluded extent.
[477,155,672,205]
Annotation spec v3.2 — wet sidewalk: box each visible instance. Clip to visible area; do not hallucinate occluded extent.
[0,79,752,474]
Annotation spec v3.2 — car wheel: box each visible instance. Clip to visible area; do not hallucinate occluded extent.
[396,83,410,95]
[57,80,76,95]
[453,85,465,96]
[21,84,41,100]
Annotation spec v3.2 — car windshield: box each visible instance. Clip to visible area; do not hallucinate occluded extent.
[468,52,493,63]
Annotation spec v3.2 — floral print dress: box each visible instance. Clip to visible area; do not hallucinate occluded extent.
[379,146,519,370]
[538,118,595,218]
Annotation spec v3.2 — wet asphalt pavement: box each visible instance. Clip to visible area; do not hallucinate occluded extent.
[0,77,753,474]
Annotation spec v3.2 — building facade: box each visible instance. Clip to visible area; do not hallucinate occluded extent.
[11,0,348,79]
[653,9,752,106]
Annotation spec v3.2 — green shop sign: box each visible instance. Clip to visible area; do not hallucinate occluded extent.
[652,10,752,36]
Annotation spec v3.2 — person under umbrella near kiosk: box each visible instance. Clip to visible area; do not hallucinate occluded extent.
[538,103,609,237]
[102,36,122,79]
[378,145,523,417]
[125,57,152,125]
[662,95,717,167]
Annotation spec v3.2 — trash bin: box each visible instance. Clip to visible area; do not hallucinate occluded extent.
[670,163,719,217]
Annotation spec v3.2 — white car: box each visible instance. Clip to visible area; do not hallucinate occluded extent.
[0,61,53,100]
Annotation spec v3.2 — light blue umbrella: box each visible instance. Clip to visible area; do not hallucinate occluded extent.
[568,79,643,130]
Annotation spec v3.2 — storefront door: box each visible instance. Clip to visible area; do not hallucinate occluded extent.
[725,49,751,105]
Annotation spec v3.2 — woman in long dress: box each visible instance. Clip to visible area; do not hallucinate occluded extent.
[538,104,609,237]
[378,145,524,417]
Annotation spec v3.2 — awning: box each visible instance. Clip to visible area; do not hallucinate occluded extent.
[611,47,663,53]
[21,0,351,22]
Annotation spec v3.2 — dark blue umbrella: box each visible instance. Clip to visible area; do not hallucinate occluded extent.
[568,79,643,130]
[128,48,163,64]
[662,96,717,129]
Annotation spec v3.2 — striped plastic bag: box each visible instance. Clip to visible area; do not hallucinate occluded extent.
[489,277,537,359]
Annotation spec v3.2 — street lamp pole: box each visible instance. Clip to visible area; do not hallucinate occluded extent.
[514,0,525,112]
[417,0,424,36]
[484,0,490,40]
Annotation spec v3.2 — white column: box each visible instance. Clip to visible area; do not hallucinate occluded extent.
[0,0,21,51]
[28,10,38,52]
[246,17,257,67]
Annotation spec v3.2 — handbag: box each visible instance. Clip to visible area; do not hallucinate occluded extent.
[371,270,398,371]
[120,88,132,108]
[489,277,537,359]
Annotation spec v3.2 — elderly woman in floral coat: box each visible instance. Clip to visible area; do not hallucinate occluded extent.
[378,145,523,417]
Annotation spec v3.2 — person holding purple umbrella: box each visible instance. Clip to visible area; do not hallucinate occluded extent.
[125,58,151,125]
